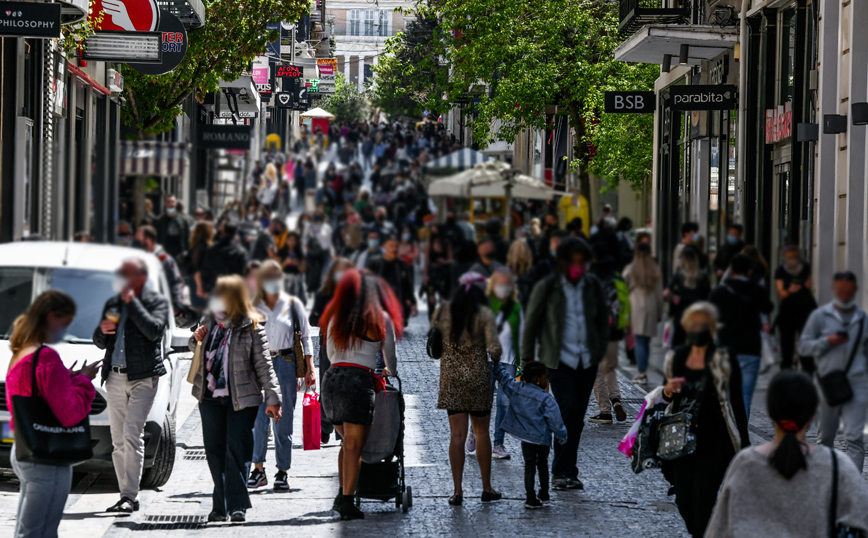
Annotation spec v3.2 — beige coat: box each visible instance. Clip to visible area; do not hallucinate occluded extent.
[189,315,281,410]
[623,262,664,337]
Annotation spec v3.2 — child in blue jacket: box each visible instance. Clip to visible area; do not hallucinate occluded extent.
[493,361,568,508]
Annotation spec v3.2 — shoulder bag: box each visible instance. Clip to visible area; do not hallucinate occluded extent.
[830,448,866,538]
[656,374,707,461]
[289,298,308,379]
[818,317,864,407]
[426,307,444,359]
[12,346,93,466]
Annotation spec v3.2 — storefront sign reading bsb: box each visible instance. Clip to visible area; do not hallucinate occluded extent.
[604,91,655,113]
[765,102,792,144]
[0,1,61,38]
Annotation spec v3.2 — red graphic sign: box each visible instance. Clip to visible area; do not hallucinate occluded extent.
[90,0,159,32]
[275,65,302,78]
[765,102,792,144]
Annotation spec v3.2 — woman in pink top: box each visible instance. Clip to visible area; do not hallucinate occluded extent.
[6,290,99,538]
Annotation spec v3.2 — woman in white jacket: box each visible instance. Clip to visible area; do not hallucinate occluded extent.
[622,242,663,384]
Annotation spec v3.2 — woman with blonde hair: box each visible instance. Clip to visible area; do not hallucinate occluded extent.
[623,242,663,384]
[486,268,524,460]
[189,220,214,306]
[6,291,99,538]
[506,239,534,307]
[661,301,749,537]
[190,275,281,524]
[248,260,314,491]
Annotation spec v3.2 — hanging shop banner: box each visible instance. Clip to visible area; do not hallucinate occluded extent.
[82,31,162,63]
[252,55,271,96]
[280,23,293,63]
[197,125,253,149]
[275,93,294,108]
[316,57,336,84]
[0,1,61,38]
[90,0,159,31]
[129,11,186,75]
[604,91,655,113]
[668,85,737,111]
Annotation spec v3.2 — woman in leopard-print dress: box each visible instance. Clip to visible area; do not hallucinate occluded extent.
[433,272,503,506]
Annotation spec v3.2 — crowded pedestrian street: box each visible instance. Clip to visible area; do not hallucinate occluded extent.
[4,0,868,537]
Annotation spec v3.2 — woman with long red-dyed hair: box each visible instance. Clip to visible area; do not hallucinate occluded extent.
[319,268,403,520]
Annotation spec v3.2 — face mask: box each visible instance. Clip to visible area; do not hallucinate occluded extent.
[333,271,345,283]
[692,232,701,242]
[446,217,456,226]
[834,299,857,310]
[112,275,127,293]
[494,284,512,300]
[726,234,739,245]
[369,239,380,249]
[568,263,586,280]
[263,279,282,295]
[256,211,264,218]
[686,329,713,347]
[209,297,226,317]
[246,214,255,221]
[166,207,177,215]
[401,232,412,242]
[48,327,67,344]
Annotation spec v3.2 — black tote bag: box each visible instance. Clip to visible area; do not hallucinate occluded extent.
[12,346,93,466]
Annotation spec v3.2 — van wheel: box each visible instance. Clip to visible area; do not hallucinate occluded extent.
[140,414,176,489]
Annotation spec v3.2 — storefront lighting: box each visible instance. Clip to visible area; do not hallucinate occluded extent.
[679,44,689,65]
[662,54,672,74]
[852,103,868,126]
[796,123,819,142]
[82,32,162,63]
[823,115,847,134]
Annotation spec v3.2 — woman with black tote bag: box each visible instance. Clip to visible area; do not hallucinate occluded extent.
[5,291,99,538]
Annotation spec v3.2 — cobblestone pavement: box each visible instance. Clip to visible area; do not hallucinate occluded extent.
[0,308,861,537]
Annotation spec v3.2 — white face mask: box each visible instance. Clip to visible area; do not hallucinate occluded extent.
[112,275,127,293]
[209,297,227,317]
[494,284,513,300]
[263,279,282,295]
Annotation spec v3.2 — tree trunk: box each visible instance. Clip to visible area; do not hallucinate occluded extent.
[568,104,593,224]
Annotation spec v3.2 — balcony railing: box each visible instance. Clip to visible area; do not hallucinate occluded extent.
[618,0,692,37]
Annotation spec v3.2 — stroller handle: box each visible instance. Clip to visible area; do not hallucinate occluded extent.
[375,369,402,392]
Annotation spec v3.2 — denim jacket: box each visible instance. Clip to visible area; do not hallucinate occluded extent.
[493,362,568,447]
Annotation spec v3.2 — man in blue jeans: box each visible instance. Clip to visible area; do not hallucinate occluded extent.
[708,253,773,416]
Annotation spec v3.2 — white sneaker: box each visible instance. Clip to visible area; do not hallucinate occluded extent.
[492,445,511,459]
[631,373,648,384]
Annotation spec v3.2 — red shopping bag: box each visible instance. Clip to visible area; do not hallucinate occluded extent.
[302,392,321,451]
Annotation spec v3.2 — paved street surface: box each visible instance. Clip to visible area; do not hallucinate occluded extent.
[0,308,856,537]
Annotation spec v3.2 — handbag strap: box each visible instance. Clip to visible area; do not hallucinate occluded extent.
[842,317,864,375]
[29,345,46,398]
[830,447,838,538]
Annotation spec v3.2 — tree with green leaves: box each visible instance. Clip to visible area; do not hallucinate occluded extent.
[320,73,369,125]
[120,0,309,138]
[374,0,657,193]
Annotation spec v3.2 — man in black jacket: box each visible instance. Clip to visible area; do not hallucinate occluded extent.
[712,223,745,279]
[708,254,773,418]
[136,225,185,311]
[366,234,416,326]
[154,195,190,260]
[201,221,249,294]
[94,258,170,514]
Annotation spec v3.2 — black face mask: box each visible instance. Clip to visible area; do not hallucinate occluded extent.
[686,330,713,348]
[446,217,456,226]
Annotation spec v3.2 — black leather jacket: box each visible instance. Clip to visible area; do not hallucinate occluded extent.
[94,288,170,383]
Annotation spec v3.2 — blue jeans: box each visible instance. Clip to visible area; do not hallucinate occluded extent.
[11,447,72,538]
[635,335,651,374]
[252,355,298,470]
[737,354,761,418]
[491,362,517,446]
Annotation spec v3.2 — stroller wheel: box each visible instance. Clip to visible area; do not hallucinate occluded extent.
[402,487,412,512]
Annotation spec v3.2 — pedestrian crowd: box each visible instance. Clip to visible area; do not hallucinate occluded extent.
[5,119,868,538]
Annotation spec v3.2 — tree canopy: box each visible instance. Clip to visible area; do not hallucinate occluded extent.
[321,73,369,125]
[374,0,658,191]
[121,0,309,138]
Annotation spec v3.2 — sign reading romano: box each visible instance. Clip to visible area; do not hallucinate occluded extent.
[198,125,252,150]
[668,85,737,111]
[0,1,61,38]
[604,91,655,113]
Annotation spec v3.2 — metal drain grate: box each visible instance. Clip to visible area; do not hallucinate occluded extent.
[134,515,205,531]
[184,449,206,460]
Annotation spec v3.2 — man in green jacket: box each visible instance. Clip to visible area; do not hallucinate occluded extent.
[521,237,609,490]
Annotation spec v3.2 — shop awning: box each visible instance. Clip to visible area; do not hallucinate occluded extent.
[428,161,556,200]
[120,141,188,176]
[423,147,492,172]
[614,24,738,66]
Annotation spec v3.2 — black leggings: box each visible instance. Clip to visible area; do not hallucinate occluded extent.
[521,442,550,500]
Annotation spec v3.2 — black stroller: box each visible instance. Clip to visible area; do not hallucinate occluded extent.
[355,375,413,512]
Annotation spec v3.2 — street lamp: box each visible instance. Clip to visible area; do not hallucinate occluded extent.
[679,44,689,65]
[662,54,672,74]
